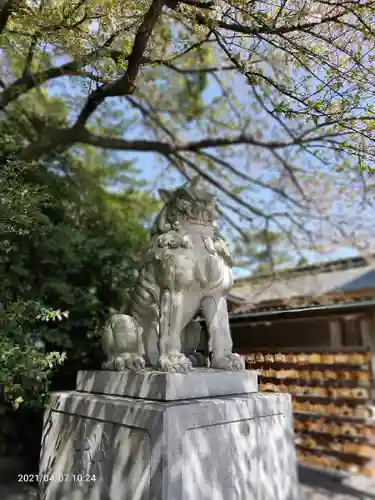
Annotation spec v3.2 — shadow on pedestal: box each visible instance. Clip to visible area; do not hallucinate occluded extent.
[39,369,298,500]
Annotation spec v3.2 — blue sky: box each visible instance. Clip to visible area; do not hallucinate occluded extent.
[46,65,361,278]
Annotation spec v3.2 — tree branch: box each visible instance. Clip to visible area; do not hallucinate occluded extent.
[19,122,350,161]
[151,60,235,73]
[216,204,251,241]
[126,95,176,141]
[22,33,39,77]
[0,22,215,110]
[1,51,230,108]
[199,150,307,209]
[197,11,347,37]
[74,0,167,129]
[0,0,13,36]
[0,25,124,108]
[171,152,268,218]
[0,61,107,108]
[179,0,214,8]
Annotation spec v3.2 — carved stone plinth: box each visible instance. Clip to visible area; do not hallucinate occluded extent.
[76,368,258,401]
[39,371,298,500]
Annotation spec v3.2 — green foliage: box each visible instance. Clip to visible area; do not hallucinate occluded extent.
[0,147,65,409]
[0,300,67,410]
[0,118,157,463]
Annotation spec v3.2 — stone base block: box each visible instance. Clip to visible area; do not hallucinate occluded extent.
[39,389,298,500]
[76,368,258,401]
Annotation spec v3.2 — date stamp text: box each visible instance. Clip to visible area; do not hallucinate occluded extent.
[18,474,97,483]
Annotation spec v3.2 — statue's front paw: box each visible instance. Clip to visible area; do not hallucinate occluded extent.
[104,353,146,371]
[211,353,245,371]
[158,351,193,373]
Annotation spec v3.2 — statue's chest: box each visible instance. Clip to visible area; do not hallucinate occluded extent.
[193,234,216,255]
[190,235,226,288]
[154,231,229,291]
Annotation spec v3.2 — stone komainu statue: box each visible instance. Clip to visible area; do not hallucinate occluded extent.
[101,176,245,373]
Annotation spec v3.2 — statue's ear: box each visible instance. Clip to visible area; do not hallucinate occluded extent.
[158,189,171,203]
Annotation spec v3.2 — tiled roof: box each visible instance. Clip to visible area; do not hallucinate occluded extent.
[229,255,375,313]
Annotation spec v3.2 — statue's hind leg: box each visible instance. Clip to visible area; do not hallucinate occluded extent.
[181,321,208,367]
[201,295,245,371]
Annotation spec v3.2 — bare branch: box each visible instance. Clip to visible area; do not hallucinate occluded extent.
[0,0,13,36]
[0,27,123,109]
[198,150,307,209]
[172,152,268,218]
[22,33,39,77]
[197,10,347,37]
[152,60,236,73]
[74,0,168,128]
[216,204,251,241]
[179,0,214,8]
[126,95,175,141]
[0,62,108,108]
[19,119,353,162]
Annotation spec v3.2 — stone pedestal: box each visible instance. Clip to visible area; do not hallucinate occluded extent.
[39,370,298,500]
